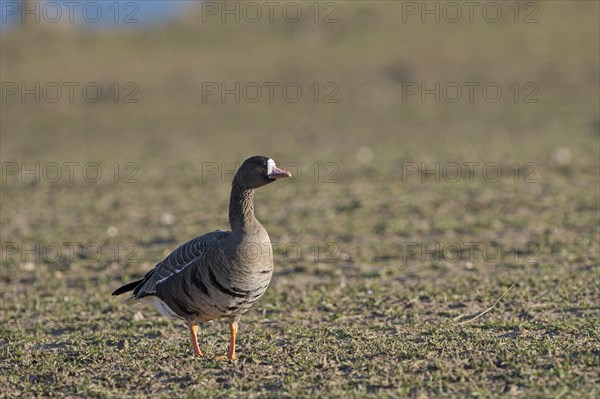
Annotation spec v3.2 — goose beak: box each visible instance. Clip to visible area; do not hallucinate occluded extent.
[268,166,292,180]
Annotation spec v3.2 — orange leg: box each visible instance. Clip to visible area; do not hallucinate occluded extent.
[216,318,239,361]
[188,321,202,357]
[227,320,238,360]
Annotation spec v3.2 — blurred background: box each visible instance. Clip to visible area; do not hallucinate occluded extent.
[1,0,597,267]
[1,0,599,396]
[2,0,599,288]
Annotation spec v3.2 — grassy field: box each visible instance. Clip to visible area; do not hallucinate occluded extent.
[1,1,599,398]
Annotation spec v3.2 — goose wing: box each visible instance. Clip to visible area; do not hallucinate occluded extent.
[133,230,229,299]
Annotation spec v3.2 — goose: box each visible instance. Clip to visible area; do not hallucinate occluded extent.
[112,156,291,359]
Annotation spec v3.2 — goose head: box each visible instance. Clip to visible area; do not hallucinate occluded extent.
[234,156,291,189]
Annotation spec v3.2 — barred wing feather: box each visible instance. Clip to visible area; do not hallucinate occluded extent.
[133,230,229,299]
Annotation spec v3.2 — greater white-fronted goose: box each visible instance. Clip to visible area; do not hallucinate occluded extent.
[112,156,291,359]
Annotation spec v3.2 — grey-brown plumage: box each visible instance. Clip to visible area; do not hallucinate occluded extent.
[112,156,291,359]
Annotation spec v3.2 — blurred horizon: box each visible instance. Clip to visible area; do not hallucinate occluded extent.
[1,1,598,163]
[0,0,195,31]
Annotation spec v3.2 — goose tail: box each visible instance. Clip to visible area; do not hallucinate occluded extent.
[112,279,144,296]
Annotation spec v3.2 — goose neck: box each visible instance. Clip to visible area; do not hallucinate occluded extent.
[229,185,256,230]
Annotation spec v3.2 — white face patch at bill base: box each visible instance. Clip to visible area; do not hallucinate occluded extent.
[267,158,277,178]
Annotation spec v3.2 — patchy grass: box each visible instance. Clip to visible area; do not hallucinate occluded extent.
[1,1,599,398]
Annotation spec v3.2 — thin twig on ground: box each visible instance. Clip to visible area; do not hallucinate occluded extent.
[456,284,516,325]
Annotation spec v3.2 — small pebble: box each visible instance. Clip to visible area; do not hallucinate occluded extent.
[21,262,35,272]
[160,212,175,225]
[356,147,374,164]
[553,147,572,166]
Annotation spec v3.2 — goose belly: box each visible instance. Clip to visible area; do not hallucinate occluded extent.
[138,296,183,319]
[150,260,274,321]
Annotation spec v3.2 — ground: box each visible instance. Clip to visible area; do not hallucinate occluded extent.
[1,1,599,398]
